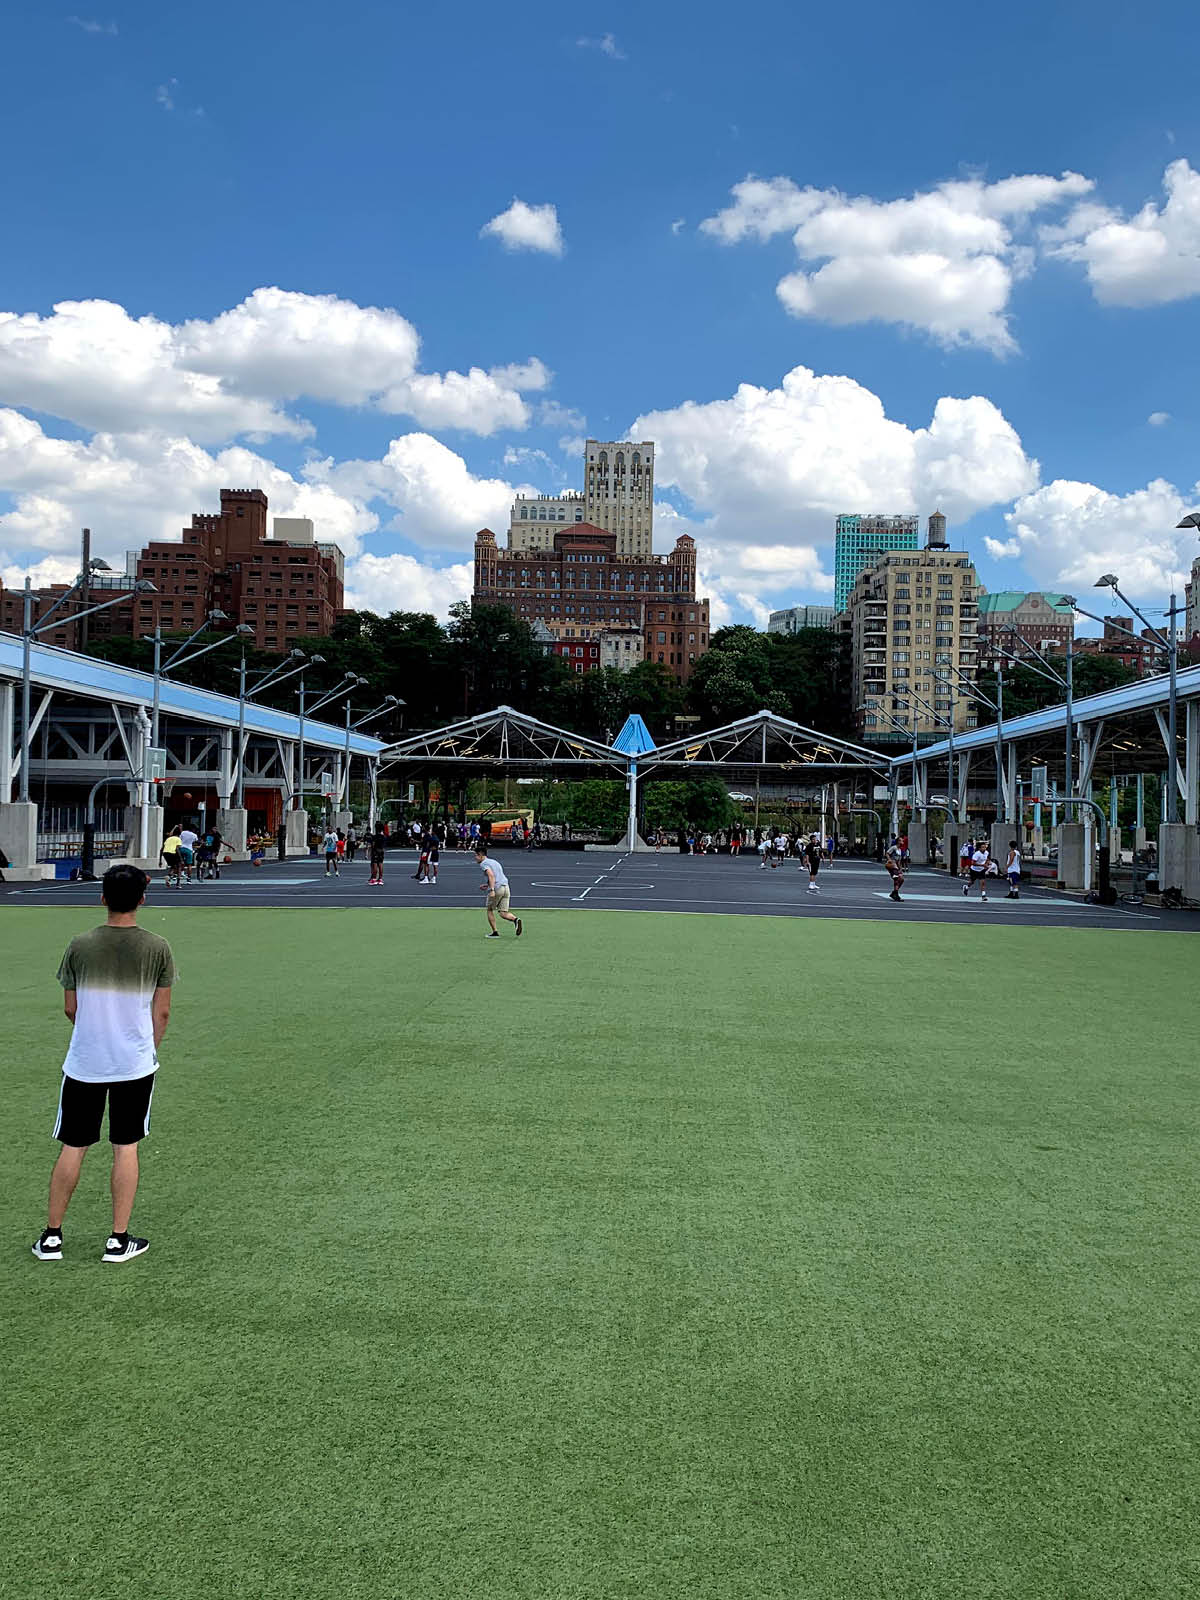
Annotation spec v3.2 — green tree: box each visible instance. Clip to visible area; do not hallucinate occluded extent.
[767,627,853,734]
[447,602,570,717]
[619,661,684,736]
[564,779,626,835]
[643,776,735,833]
[687,626,787,723]
[973,653,1137,728]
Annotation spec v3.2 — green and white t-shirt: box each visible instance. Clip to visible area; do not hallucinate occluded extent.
[57,926,176,1083]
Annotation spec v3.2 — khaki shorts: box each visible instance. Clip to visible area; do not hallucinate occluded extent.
[487,888,510,914]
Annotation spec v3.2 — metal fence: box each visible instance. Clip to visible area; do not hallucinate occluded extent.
[37,807,126,862]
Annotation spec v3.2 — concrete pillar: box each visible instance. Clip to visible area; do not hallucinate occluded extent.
[121,806,163,869]
[217,807,248,860]
[909,817,932,866]
[942,822,968,877]
[1134,826,1148,853]
[0,800,40,877]
[1158,822,1200,900]
[1057,823,1088,891]
[1185,702,1199,828]
[285,809,309,856]
[1026,825,1045,860]
[990,820,1015,867]
[334,809,352,833]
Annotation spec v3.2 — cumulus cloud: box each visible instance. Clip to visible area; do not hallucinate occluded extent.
[1148,410,1171,426]
[628,366,1039,614]
[0,289,551,441]
[701,170,1092,352]
[310,432,520,551]
[576,33,625,59]
[155,80,177,112]
[1046,160,1200,306]
[480,199,565,257]
[68,16,118,35]
[0,410,527,622]
[0,408,378,561]
[344,553,473,617]
[997,476,1200,598]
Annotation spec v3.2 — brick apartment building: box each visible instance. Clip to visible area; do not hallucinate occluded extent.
[473,523,710,683]
[131,490,344,650]
[0,490,345,655]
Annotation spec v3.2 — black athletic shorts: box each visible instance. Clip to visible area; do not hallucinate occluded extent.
[53,1073,156,1147]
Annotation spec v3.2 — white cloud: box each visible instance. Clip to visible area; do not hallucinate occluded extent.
[344,553,473,619]
[1148,410,1171,426]
[999,476,1199,599]
[701,170,1092,352]
[312,432,519,551]
[0,408,527,620]
[155,80,177,112]
[480,199,565,257]
[68,16,118,35]
[635,364,1037,530]
[0,408,378,565]
[1047,160,1200,306]
[538,399,586,432]
[670,218,685,235]
[577,33,625,59]
[558,434,585,458]
[0,289,551,441]
[502,445,554,472]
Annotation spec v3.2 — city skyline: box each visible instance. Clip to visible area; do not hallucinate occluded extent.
[3,3,1200,635]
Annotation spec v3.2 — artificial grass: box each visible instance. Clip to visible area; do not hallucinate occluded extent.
[2,906,1197,1599]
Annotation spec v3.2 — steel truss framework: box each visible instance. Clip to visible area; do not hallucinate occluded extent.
[379,705,628,774]
[635,710,889,777]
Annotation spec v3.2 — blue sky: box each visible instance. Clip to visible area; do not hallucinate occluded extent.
[2,0,1200,629]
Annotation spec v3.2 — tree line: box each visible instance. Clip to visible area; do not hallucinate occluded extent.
[82,604,855,745]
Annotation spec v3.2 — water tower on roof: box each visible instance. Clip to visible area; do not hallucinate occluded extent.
[927,509,948,549]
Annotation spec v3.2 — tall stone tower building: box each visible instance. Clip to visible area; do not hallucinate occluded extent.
[583,441,655,556]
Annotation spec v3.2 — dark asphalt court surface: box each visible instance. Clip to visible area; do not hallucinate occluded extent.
[3,847,1192,931]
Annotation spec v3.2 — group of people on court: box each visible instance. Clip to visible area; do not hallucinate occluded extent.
[159,823,222,885]
[956,838,1024,901]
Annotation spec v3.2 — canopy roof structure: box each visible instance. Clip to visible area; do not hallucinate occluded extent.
[0,631,383,754]
[635,710,889,777]
[612,713,656,757]
[379,705,627,773]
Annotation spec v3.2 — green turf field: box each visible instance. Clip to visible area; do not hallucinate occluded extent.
[4,907,1197,1599]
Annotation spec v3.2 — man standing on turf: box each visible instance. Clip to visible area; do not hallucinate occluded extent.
[474,844,522,939]
[32,865,174,1264]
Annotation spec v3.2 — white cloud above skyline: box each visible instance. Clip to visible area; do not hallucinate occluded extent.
[1046,159,1200,306]
[0,288,552,442]
[480,199,565,256]
[990,477,1200,596]
[701,170,1092,352]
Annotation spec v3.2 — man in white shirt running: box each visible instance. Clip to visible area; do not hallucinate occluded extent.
[963,840,991,901]
[474,846,522,939]
[178,825,199,883]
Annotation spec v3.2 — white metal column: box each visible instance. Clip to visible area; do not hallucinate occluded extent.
[218,727,233,807]
[1185,700,1199,827]
[0,682,13,798]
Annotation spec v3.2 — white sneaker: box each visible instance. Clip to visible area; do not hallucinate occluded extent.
[981,892,988,902]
